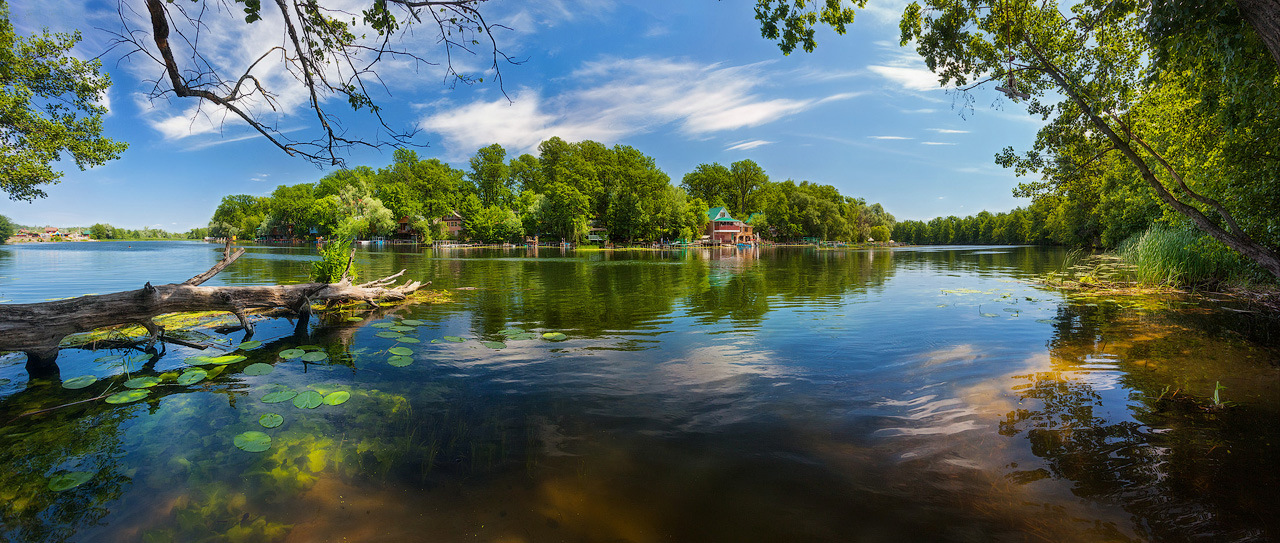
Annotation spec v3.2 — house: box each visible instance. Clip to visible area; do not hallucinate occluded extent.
[705,207,758,244]
[438,212,464,238]
[395,216,415,238]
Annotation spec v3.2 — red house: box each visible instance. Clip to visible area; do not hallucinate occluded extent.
[705,207,757,244]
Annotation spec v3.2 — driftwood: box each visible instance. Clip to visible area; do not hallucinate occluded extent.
[0,242,424,376]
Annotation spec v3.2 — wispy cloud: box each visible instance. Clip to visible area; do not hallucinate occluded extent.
[869,136,912,140]
[921,141,957,146]
[726,140,773,151]
[867,44,944,92]
[927,128,969,134]
[418,57,861,156]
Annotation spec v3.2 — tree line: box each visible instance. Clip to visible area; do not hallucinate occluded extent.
[208,137,897,245]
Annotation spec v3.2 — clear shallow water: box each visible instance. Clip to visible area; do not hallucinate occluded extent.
[0,242,1277,542]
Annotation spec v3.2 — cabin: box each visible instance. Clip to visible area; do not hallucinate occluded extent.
[705,207,758,244]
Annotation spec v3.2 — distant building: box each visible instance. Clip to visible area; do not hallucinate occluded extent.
[438,212,464,238]
[705,207,757,244]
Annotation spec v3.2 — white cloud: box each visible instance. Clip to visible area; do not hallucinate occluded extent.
[869,136,912,140]
[921,141,957,146]
[867,44,944,92]
[726,140,774,151]
[927,128,970,134]
[418,57,860,156]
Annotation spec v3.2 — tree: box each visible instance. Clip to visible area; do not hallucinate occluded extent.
[1,1,127,201]
[89,223,112,240]
[468,143,512,207]
[728,159,768,218]
[0,213,13,242]
[107,0,515,166]
[680,163,730,209]
[754,0,1280,278]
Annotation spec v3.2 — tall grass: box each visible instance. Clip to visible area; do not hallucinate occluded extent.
[1118,225,1261,287]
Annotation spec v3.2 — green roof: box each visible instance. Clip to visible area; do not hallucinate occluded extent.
[707,206,738,222]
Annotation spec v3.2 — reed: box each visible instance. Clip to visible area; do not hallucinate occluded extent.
[1118,225,1260,287]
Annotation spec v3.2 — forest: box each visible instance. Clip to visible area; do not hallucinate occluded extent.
[208,137,897,245]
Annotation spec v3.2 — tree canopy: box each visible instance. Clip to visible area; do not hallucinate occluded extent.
[753,0,1280,278]
[0,0,127,201]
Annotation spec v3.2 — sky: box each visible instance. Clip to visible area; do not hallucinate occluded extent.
[2,0,1046,231]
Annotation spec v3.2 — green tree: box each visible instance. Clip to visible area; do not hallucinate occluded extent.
[0,213,13,242]
[1,1,127,200]
[89,223,111,240]
[680,163,731,209]
[727,159,768,218]
[468,144,512,208]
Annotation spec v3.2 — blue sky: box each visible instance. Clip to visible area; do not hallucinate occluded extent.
[3,0,1044,230]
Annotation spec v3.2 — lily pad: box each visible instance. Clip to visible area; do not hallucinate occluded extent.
[346,316,364,322]
[400,319,424,326]
[387,355,413,367]
[323,391,350,405]
[293,390,323,409]
[297,344,323,351]
[300,351,329,363]
[177,369,208,385]
[375,331,404,338]
[124,376,160,389]
[208,354,247,365]
[430,339,444,344]
[185,355,214,366]
[233,431,272,452]
[442,336,465,343]
[243,363,274,376]
[258,413,284,428]
[394,337,421,344]
[498,328,526,336]
[261,388,298,404]
[388,346,413,356]
[48,471,94,491]
[542,332,568,341]
[104,390,150,404]
[94,354,124,364]
[62,375,98,390]
[126,353,154,364]
[390,325,416,332]
[238,340,263,350]
[481,341,506,350]
[371,322,395,328]
[278,349,305,360]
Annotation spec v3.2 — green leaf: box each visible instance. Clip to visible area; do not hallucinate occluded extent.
[300,351,329,363]
[481,341,506,349]
[346,316,364,322]
[293,390,323,409]
[62,375,97,389]
[208,354,247,365]
[259,413,284,428]
[185,355,214,365]
[94,354,124,364]
[48,471,94,491]
[323,391,350,405]
[124,376,160,389]
[238,340,263,350]
[104,390,150,404]
[371,322,394,329]
[400,319,424,326]
[261,388,298,404]
[542,332,567,341]
[243,363,274,376]
[234,431,272,452]
[443,336,465,343]
[390,325,415,332]
[387,346,413,356]
[177,369,208,385]
[387,355,412,367]
[376,331,404,338]
[297,344,323,351]
[278,348,306,359]
[394,337,420,344]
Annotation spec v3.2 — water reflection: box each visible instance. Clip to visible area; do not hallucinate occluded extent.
[0,245,1276,542]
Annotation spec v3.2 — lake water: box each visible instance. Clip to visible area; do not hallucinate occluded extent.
[1,241,1277,542]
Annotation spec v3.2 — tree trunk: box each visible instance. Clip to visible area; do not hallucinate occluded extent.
[0,243,424,375]
[1237,0,1280,68]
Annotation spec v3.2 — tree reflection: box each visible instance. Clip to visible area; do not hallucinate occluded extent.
[1002,301,1280,541]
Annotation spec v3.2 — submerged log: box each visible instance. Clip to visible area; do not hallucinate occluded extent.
[0,242,424,375]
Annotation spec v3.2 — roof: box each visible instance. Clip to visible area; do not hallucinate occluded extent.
[706,207,737,222]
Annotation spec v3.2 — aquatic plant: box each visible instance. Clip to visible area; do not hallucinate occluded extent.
[1119,226,1262,287]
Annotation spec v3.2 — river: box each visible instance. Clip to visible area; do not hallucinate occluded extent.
[0,241,1276,542]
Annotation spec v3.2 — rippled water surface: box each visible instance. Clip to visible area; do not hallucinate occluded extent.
[1,241,1277,542]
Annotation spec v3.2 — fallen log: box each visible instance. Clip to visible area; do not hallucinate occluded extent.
[0,242,425,377]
